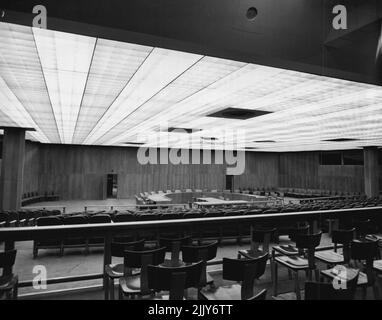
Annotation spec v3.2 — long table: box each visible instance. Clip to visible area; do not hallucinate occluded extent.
[147,194,172,203]
[194,198,251,208]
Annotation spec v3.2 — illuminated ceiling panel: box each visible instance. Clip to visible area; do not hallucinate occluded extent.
[0,22,381,152]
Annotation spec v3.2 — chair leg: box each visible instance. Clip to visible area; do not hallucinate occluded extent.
[362,287,367,300]
[294,272,301,300]
[13,281,18,300]
[118,285,123,300]
[110,279,115,300]
[104,273,109,300]
[314,269,320,282]
[288,269,293,280]
[273,261,278,296]
[373,285,380,300]
[33,243,38,259]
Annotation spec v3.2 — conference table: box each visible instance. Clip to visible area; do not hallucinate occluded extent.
[147,194,172,203]
[194,197,250,208]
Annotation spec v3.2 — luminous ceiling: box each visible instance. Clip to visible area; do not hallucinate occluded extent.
[0,22,381,152]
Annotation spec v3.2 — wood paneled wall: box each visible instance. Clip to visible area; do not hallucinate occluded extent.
[21,143,380,200]
[234,152,279,190]
[279,152,365,193]
[23,142,40,195]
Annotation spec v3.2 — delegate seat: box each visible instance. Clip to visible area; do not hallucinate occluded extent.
[181,241,218,286]
[104,239,145,300]
[119,247,166,299]
[62,215,89,255]
[159,236,192,267]
[200,253,268,300]
[315,228,355,267]
[0,250,18,300]
[273,232,322,300]
[147,261,204,300]
[304,272,359,300]
[320,239,380,300]
[33,216,64,258]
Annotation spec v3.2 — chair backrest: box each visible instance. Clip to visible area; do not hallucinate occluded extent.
[112,213,137,223]
[159,236,193,252]
[63,215,88,225]
[251,227,277,253]
[124,247,167,295]
[36,216,63,226]
[354,219,372,238]
[247,289,267,300]
[223,253,268,299]
[289,224,310,241]
[351,240,378,262]
[138,213,159,221]
[147,261,204,300]
[124,247,166,269]
[332,228,355,262]
[181,241,218,263]
[305,272,359,300]
[203,212,223,218]
[183,213,201,219]
[244,209,263,215]
[160,213,180,220]
[160,236,192,264]
[0,250,17,276]
[111,239,146,257]
[88,214,111,224]
[332,228,355,245]
[295,232,322,250]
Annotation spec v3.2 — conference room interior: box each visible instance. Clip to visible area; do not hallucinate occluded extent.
[1,0,382,301]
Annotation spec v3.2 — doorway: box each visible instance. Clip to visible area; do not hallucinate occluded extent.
[225,175,234,192]
[107,174,118,198]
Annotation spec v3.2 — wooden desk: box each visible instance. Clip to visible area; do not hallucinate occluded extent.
[147,194,172,203]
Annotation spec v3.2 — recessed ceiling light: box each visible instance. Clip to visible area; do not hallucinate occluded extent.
[323,138,359,142]
[201,137,218,141]
[123,142,145,145]
[207,108,272,120]
[167,127,201,134]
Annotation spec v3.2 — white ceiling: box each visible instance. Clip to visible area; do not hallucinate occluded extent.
[0,22,381,152]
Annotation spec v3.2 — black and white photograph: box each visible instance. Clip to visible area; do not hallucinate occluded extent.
[0,0,381,305]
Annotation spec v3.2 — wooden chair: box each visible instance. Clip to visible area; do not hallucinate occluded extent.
[305,272,359,300]
[104,239,145,300]
[273,232,322,300]
[147,261,204,300]
[181,241,218,286]
[200,253,268,300]
[88,214,112,249]
[0,250,18,300]
[321,239,380,299]
[239,227,277,259]
[33,216,64,258]
[315,228,355,267]
[159,236,192,267]
[119,247,166,299]
[62,215,89,255]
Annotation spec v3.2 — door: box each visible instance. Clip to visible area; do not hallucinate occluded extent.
[225,175,234,192]
[107,174,118,198]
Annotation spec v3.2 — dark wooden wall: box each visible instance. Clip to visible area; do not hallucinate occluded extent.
[21,142,380,200]
[23,142,40,195]
[279,152,365,193]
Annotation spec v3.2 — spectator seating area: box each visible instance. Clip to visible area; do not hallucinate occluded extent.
[1,196,382,259]
[21,192,60,206]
